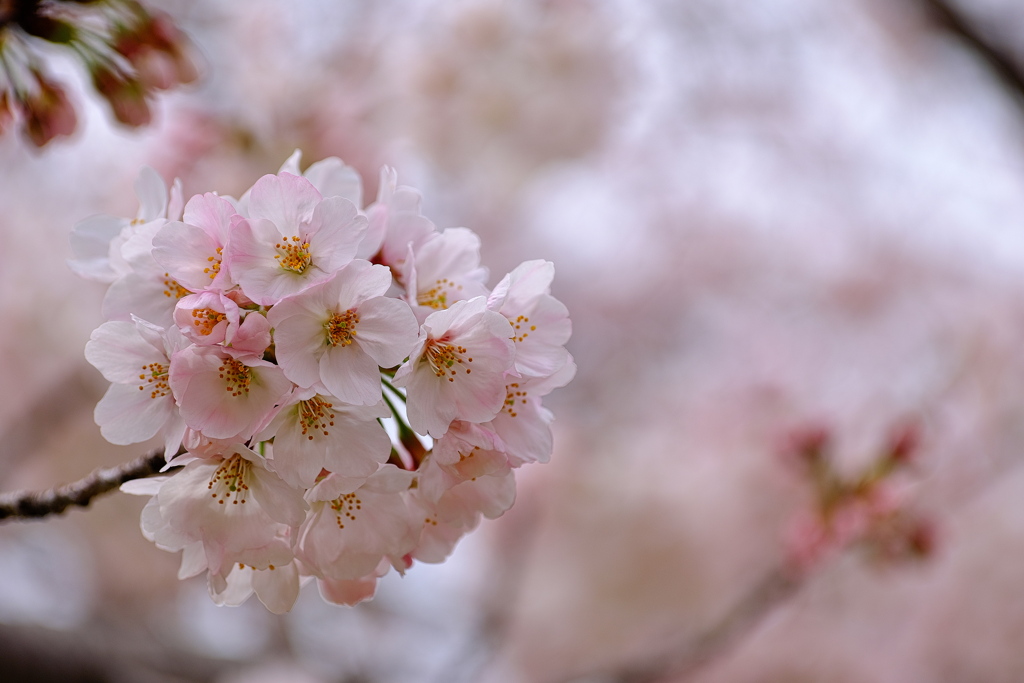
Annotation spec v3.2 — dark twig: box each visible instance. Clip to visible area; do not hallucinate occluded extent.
[0,448,168,522]
[919,0,1024,105]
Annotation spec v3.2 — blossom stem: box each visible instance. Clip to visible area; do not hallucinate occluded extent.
[380,376,406,403]
[0,447,180,522]
[380,388,427,468]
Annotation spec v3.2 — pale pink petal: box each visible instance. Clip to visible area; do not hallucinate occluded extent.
[229,312,272,357]
[352,296,419,368]
[94,382,177,445]
[306,197,366,273]
[247,173,321,233]
[252,562,300,614]
[319,344,384,406]
[134,166,168,222]
[304,157,362,206]
[85,320,164,383]
[317,575,378,606]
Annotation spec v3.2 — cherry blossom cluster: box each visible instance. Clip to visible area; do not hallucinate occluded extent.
[71,151,573,612]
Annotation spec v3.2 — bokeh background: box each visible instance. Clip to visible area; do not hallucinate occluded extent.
[5,0,1024,680]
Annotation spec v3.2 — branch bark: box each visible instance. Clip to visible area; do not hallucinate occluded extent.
[0,448,168,522]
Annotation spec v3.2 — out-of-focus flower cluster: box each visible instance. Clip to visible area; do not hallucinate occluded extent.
[0,0,196,146]
[784,424,934,573]
[70,151,574,612]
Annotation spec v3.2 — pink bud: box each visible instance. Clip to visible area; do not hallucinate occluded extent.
[20,74,77,147]
[91,67,152,127]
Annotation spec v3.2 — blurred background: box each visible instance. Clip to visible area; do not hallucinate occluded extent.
[5,0,1024,680]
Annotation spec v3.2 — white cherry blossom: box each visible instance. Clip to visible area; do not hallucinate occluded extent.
[225,173,367,305]
[268,259,419,405]
[297,466,420,582]
[258,389,392,489]
[152,192,238,293]
[168,345,292,441]
[394,296,515,438]
[401,227,490,320]
[488,259,572,378]
[85,317,188,458]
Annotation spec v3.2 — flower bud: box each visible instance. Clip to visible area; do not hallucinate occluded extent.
[91,66,151,127]
[20,73,77,146]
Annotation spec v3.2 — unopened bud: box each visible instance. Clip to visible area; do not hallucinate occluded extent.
[784,424,830,468]
[91,67,151,127]
[887,423,920,466]
[21,74,77,147]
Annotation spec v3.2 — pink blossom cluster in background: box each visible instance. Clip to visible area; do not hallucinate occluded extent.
[69,151,573,612]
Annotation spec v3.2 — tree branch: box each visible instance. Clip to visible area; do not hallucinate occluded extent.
[0,448,168,522]
[919,0,1024,105]
[554,565,804,683]
[617,567,803,683]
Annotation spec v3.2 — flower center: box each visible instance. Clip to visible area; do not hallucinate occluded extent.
[417,277,462,310]
[191,307,226,336]
[329,493,362,529]
[298,397,336,440]
[218,358,252,396]
[511,314,536,343]
[208,455,251,505]
[162,273,190,299]
[137,362,170,399]
[503,382,528,418]
[274,235,312,274]
[325,309,359,347]
[202,246,223,280]
[422,339,473,382]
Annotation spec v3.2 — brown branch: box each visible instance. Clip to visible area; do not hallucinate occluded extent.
[918,0,1024,105]
[0,448,168,522]
[554,566,804,683]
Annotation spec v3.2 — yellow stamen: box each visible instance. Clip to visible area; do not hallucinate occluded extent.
[325,309,359,347]
[273,235,312,274]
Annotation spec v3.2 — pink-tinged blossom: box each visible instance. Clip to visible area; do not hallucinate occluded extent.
[140,446,307,577]
[169,345,292,441]
[297,466,420,582]
[85,317,188,459]
[173,291,240,346]
[365,166,432,265]
[258,389,392,489]
[401,228,490,320]
[269,260,419,405]
[488,358,577,467]
[488,260,572,378]
[69,166,182,282]
[316,571,382,607]
[228,311,273,358]
[432,421,509,480]
[278,149,363,208]
[412,457,516,563]
[209,557,303,615]
[394,297,515,438]
[226,173,367,305]
[152,193,239,293]
[83,171,190,328]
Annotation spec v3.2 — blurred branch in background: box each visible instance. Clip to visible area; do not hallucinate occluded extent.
[918,0,1024,104]
[0,365,97,487]
[0,618,231,683]
[607,567,803,683]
